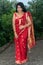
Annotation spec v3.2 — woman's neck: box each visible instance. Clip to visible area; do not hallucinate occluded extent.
[18,11,24,15]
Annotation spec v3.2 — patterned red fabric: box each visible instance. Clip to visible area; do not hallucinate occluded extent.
[27,11,35,49]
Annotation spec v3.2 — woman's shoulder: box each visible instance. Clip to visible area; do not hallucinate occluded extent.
[26,11,32,17]
[13,12,17,17]
[26,11,31,15]
[13,12,16,15]
[25,11,31,17]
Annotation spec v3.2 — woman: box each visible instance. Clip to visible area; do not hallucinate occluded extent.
[12,2,35,64]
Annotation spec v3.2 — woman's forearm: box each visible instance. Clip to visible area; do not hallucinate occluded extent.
[13,25,17,34]
[24,23,31,28]
[12,20,16,34]
[12,14,17,35]
[24,13,32,28]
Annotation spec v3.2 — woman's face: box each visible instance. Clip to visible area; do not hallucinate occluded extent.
[17,5,23,12]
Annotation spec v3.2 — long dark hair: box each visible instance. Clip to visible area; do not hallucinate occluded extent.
[16,2,27,12]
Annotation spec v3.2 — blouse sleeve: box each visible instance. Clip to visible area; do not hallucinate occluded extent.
[27,11,33,22]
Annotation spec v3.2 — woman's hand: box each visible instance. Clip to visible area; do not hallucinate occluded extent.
[19,25,25,30]
[14,32,18,39]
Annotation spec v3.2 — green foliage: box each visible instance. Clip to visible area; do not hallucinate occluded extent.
[27,0,43,38]
[0,0,16,47]
[0,13,14,47]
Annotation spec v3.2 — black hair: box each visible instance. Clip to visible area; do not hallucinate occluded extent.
[16,2,27,12]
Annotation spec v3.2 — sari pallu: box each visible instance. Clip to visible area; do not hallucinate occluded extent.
[27,12,35,49]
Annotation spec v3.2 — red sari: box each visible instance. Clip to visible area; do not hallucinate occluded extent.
[14,12,35,64]
[27,12,35,49]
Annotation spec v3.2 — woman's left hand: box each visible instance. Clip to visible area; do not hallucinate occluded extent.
[19,25,25,30]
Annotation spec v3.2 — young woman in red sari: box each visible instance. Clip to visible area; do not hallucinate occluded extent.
[12,2,35,64]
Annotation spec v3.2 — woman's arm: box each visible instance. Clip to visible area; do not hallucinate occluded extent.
[24,14,32,28]
[12,13,18,38]
[19,15,32,30]
[12,13,16,34]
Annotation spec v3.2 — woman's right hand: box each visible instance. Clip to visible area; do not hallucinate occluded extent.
[14,32,18,39]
